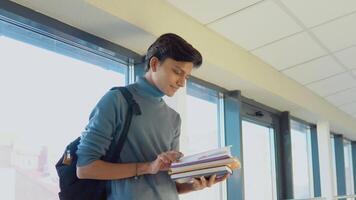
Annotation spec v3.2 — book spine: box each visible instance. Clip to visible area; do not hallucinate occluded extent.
[171,155,230,168]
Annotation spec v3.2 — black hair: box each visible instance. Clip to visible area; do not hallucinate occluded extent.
[144,33,202,71]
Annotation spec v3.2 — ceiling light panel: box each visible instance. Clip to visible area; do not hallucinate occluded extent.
[283,56,345,85]
[251,32,326,70]
[326,87,356,106]
[166,0,262,24]
[312,13,356,51]
[208,1,302,50]
[335,45,356,69]
[306,73,356,96]
[281,0,356,27]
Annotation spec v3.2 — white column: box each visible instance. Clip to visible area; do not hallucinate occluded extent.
[317,121,335,200]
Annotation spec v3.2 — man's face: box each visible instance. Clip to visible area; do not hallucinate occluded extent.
[151,57,194,97]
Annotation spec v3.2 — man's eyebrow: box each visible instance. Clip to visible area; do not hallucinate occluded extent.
[174,65,188,74]
[173,65,192,78]
[174,65,183,70]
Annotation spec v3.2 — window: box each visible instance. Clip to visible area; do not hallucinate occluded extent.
[331,135,338,195]
[183,82,221,153]
[240,102,278,200]
[170,81,225,200]
[242,120,277,200]
[344,140,354,199]
[290,119,314,198]
[0,19,127,200]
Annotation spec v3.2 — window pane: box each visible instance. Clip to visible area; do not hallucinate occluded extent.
[183,95,219,153]
[0,21,126,200]
[331,136,338,195]
[242,120,277,200]
[179,82,223,200]
[290,120,313,198]
[344,140,354,198]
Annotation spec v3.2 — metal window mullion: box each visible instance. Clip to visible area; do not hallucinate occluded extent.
[218,92,227,200]
[347,143,354,196]
[334,135,347,196]
[310,125,322,197]
[223,90,243,200]
[307,129,315,197]
[278,111,294,199]
[128,58,135,84]
[351,142,356,199]
[270,127,278,200]
[133,62,145,83]
[218,92,226,148]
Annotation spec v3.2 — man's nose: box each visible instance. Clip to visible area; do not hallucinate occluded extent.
[177,77,185,88]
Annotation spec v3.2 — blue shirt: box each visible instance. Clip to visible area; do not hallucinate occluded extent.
[77,77,181,200]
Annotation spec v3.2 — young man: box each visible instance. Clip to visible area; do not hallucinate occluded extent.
[76,33,228,200]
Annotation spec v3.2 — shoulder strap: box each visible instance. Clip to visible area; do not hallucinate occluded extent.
[102,87,141,162]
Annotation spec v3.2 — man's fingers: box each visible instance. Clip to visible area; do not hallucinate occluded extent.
[154,151,184,173]
[165,151,183,162]
[158,154,171,164]
[189,173,230,191]
[215,173,230,183]
[200,176,207,187]
[207,174,217,187]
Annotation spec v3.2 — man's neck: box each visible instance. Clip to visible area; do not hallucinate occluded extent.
[144,73,155,87]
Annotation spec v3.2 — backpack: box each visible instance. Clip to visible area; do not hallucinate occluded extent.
[55,87,141,200]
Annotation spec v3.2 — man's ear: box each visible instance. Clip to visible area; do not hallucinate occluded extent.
[149,57,160,72]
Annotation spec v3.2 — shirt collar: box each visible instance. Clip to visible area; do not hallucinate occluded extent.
[135,77,165,100]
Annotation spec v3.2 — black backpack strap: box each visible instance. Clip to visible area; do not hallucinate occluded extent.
[115,87,142,116]
[103,87,141,162]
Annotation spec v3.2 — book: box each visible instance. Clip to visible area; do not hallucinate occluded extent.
[171,166,232,183]
[169,157,238,174]
[171,146,232,168]
[170,146,240,183]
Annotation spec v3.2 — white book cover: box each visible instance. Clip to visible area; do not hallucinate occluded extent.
[172,146,232,168]
[170,157,237,174]
[171,166,232,180]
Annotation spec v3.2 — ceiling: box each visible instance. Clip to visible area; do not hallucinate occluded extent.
[166,0,356,121]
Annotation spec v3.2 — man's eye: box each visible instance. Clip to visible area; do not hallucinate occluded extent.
[173,70,181,75]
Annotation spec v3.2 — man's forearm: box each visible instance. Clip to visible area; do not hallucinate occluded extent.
[77,160,151,180]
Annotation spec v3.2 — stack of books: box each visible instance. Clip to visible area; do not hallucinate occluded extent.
[169,146,240,183]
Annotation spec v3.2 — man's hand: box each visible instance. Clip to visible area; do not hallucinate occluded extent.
[190,174,229,191]
[176,173,230,194]
[148,151,183,174]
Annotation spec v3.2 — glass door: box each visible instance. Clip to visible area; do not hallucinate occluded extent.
[242,120,277,200]
[241,101,279,200]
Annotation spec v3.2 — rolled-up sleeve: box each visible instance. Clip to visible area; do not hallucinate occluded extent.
[76,90,125,167]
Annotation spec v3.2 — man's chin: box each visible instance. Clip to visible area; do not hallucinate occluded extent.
[165,90,176,97]
[166,93,174,97]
